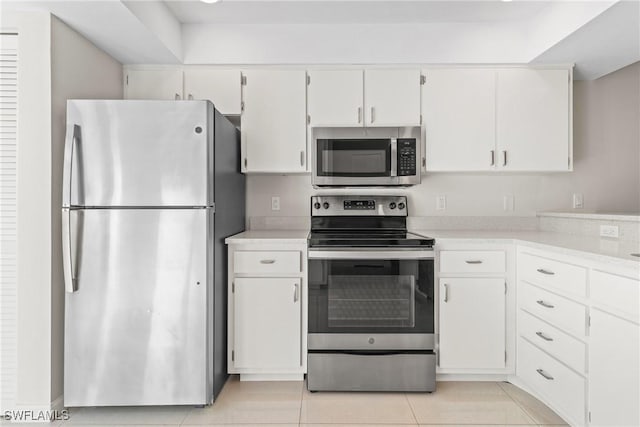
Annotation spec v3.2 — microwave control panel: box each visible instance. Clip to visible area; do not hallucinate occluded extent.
[397,139,417,176]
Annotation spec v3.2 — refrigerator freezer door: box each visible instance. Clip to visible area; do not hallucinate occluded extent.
[65,100,212,207]
[64,208,212,406]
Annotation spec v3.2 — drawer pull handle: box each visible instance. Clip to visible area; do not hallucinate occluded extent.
[465,260,483,264]
[536,368,554,381]
[536,331,554,342]
[293,283,299,302]
[443,283,449,303]
[537,268,555,275]
[260,259,276,264]
[536,300,555,309]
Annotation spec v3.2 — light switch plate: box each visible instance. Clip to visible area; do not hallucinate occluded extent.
[436,195,446,210]
[503,194,514,212]
[271,196,280,211]
[600,225,619,238]
[572,193,584,209]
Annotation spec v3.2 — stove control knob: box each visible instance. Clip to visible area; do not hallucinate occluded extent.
[398,202,405,210]
[323,202,330,209]
[368,337,375,344]
[313,202,321,209]
[389,202,396,209]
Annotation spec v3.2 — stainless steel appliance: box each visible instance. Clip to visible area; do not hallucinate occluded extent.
[62,100,245,406]
[312,138,421,187]
[307,195,435,392]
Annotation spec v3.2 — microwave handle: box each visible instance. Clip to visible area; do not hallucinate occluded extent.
[390,138,397,177]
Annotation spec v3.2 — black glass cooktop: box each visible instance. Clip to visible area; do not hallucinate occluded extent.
[308,230,434,248]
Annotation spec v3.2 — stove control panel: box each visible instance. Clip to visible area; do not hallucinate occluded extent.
[311,195,408,216]
[344,200,375,210]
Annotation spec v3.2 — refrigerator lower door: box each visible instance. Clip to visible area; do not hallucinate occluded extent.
[64,208,213,406]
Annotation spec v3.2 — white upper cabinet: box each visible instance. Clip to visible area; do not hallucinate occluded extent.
[423,68,496,171]
[124,69,183,100]
[241,70,307,173]
[307,68,421,127]
[422,67,571,172]
[364,69,421,127]
[307,70,364,127]
[496,68,571,171]
[183,69,241,115]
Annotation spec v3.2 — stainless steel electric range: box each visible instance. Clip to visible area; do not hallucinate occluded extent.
[307,195,436,392]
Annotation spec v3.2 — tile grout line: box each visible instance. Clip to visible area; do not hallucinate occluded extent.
[497,381,539,425]
[298,379,304,426]
[403,392,420,426]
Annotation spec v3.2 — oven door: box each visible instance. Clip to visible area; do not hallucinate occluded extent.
[307,250,434,350]
[313,138,396,186]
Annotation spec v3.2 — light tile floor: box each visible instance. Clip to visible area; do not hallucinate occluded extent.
[15,377,568,426]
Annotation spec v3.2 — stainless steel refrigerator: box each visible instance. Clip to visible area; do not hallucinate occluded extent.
[62,100,245,407]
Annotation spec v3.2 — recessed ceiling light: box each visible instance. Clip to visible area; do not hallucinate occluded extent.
[201,0,220,3]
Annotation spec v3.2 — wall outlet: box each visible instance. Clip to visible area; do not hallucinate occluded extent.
[572,193,584,209]
[503,194,514,212]
[436,195,446,210]
[271,196,280,211]
[600,225,619,238]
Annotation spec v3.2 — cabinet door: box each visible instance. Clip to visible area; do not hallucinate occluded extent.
[589,309,639,427]
[496,69,570,171]
[241,70,307,173]
[125,69,183,100]
[308,70,363,127]
[233,278,302,369]
[439,278,505,369]
[184,69,241,115]
[423,69,496,171]
[364,69,421,127]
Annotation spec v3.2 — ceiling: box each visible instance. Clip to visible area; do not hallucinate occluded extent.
[164,1,553,25]
[2,0,639,80]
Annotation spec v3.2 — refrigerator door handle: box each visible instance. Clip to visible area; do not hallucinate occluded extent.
[62,124,80,208]
[62,208,77,293]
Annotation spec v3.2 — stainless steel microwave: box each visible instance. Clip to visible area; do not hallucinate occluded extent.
[312,138,421,187]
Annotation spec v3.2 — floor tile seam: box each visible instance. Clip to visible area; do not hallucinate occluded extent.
[403,392,419,425]
[497,382,539,426]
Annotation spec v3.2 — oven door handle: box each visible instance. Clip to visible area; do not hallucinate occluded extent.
[308,250,434,260]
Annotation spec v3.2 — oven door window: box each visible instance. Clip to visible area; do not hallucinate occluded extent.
[309,258,434,334]
[316,139,391,177]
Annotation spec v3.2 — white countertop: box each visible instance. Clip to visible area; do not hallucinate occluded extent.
[225,229,309,244]
[226,228,640,269]
[413,229,640,269]
[537,211,640,222]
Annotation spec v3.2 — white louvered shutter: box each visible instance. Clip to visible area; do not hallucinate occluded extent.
[0,33,18,412]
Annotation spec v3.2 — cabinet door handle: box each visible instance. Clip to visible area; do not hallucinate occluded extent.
[502,150,507,166]
[536,300,555,309]
[370,106,375,123]
[300,150,305,167]
[175,93,181,100]
[260,259,276,264]
[443,283,449,303]
[244,158,247,169]
[537,268,555,275]
[465,260,483,264]
[490,150,495,166]
[357,107,362,124]
[188,93,193,100]
[293,283,299,302]
[536,368,554,381]
[536,331,554,342]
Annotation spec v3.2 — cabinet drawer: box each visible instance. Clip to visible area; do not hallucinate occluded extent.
[519,252,586,297]
[234,251,301,274]
[519,282,586,338]
[591,270,639,323]
[517,337,585,426]
[518,310,586,373]
[440,251,506,273]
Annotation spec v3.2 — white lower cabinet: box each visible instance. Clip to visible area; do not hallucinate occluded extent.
[439,278,506,369]
[437,248,510,373]
[515,246,640,426]
[227,243,307,380]
[233,278,302,369]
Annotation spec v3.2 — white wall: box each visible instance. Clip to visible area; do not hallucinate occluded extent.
[50,15,123,404]
[246,62,640,226]
[0,11,122,412]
